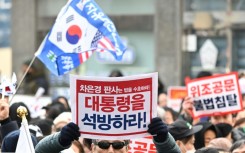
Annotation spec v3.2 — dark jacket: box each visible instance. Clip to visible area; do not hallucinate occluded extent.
[154,133,181,153]
[35,132,181,153]
[0,119,19,139]
[35,132,70,153]
[0,117,19,147]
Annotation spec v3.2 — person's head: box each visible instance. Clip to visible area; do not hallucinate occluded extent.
[230,139,245,153]
[53,112,72,132]
[207,138,232,152]
[53,96,71,111]
[157,106,165,121]
[22,59,37,75]
[215,123,233,141]
[194,122,219,150]
[44,102,66,120]
[195,147,219,153]
[109,70,123,77]
[239,72,245,79]
[30,118,53,136]
[168,120,203,152]
[158,92,167,107]
[163,107,178,125]
[204,129,216,147]
[210,113,233,126]
[92,139,129,153]
[196,71,212,79]
[9,102,31,127]
[158,78,165,95]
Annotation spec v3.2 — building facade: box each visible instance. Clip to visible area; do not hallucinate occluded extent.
[10,0,245,91]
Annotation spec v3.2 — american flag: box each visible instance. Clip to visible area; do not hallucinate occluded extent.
[78,50,94,63]
[91,30,116,53]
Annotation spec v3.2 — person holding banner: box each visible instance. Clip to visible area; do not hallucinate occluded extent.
[34,117,181,153]
[35,122,81,153]
[147,117,181,153]
[0,98,19,145]
[168,119,203,153]
[178,97,195,124]
[1,106,38,152]
[90,117,180,153]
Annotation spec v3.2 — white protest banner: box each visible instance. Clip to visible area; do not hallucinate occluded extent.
[167,86,187,112]
[70,73,158,140]
[186,72,243,118]
[128,136,156,153]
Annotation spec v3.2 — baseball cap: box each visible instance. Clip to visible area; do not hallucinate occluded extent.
[168,120,203,140]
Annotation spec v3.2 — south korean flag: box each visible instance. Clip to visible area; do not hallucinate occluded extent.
[48,5,97,54]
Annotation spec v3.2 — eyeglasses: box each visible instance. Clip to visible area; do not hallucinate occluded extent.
[94,141,128,150]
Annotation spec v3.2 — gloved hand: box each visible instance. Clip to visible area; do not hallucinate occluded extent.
[59,122,81,147]
[147,117,168,142]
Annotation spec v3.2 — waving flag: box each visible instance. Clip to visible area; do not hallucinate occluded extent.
[35,0,126,75]
[0,73,17,97]
[16,111,35,153]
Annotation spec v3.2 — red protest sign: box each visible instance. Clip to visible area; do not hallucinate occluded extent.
[186,72,243,118]
[70,73,158,140]
[128,136,156,153]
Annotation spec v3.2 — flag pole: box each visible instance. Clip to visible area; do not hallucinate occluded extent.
[17,106,35,153]
[17,106,28,122]
[9,56,37,103]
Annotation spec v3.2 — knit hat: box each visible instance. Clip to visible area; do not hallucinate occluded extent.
[207,138,232,151]
[1,130,38,152]
[53,112,72,125]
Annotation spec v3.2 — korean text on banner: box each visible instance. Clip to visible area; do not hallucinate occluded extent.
[128,136,156,153]
[70,73,158,140]
[186,72,243,118]
[35,0,126,76]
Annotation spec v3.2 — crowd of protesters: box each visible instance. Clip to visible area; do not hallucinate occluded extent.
[155,71,245,153]
[1,69,245,153]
